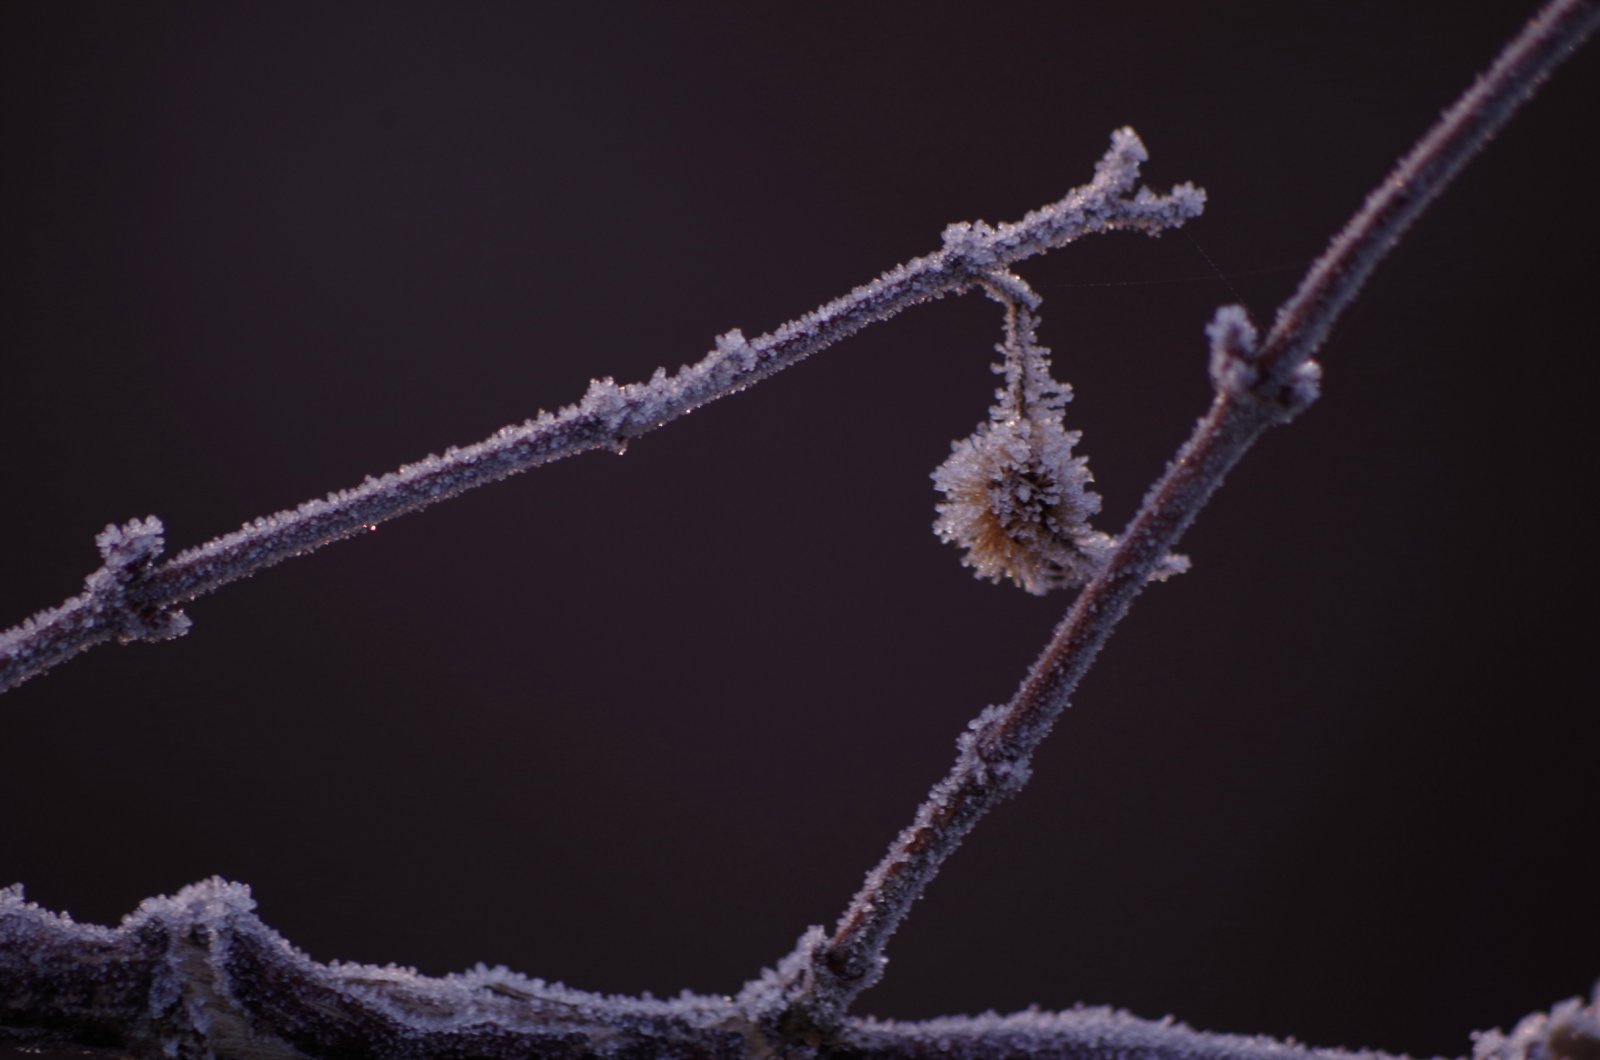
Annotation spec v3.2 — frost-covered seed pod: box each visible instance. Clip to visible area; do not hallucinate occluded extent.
[932,284,1114,595]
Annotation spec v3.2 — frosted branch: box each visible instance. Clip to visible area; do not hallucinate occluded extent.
[772,0,1600,1031]
[10,879,1574,1060]
[1249,0,1600,399]
[1471,986,1600,1060]
[3,1,1595,1057]
[838,1009,1412,1060]
[0,517,192,694]
[0,879,749,1058]
[0,127,1202,697]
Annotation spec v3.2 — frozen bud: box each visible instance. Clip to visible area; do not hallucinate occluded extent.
[1206,304,1260,396]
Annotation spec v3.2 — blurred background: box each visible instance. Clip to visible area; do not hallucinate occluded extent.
[2,3,1596,1057]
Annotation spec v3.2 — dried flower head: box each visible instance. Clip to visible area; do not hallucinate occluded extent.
[933,274,1188,594]
[933,415,1113,595]
[932,278,1114,595]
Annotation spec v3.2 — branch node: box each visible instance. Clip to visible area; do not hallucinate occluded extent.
[941,220,1001,270]
[86,517,192,644]
[1207,305,1321,421]
[736,925,852,1050]
[1206,303,1261,395]
[961,704,1037,791]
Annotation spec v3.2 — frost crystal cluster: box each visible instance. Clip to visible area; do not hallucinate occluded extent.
[932,280,1114,595]
[931,272,1191,595]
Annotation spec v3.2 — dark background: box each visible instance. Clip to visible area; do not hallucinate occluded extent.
[3,4,1596,1058]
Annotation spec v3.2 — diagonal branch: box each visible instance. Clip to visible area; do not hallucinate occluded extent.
[1251,0,1600,397]
[0,129,1202,697]
[769,0,1600,1033]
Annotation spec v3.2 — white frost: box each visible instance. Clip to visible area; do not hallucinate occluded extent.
[932,280,1112,595]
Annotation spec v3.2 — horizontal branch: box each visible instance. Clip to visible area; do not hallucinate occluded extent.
[0,879,748,1059]
[0,128,1203,697]
[15,880,1588,1060]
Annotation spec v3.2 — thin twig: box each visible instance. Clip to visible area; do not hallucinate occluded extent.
[782,0,1600,1030]
[0,130,1202,696]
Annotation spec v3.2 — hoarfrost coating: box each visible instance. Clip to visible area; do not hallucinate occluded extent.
[9,879,1590,1058]
[931,274,1189,595]
[932,278,1105,594]
[1,127,1204,694]
[10,2,1598,1045]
